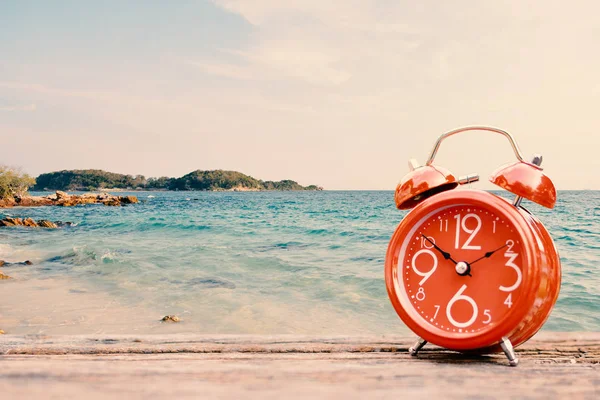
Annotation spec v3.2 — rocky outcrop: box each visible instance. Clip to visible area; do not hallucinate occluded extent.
[23,218,38,227]
[37,220,58,228]
[0,217,67,229]
[161,315,181,323]
[0,260,32,266]
[14,197,54,207]
[0,198,17,207]
[0,191,138,208]
[119,195,138,204]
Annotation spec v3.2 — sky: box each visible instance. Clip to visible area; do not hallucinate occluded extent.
[1,0,599,190]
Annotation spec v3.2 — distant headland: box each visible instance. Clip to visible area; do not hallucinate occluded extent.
[33,169,323,192]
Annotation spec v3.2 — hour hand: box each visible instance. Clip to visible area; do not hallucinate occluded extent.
[421,235,458,265]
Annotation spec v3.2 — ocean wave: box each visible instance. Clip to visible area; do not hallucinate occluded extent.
[46,247,98,265]
[1,190,599,334]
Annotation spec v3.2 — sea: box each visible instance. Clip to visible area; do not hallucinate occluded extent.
[0,190,598,335]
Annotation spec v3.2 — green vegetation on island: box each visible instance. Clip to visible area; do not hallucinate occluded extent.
[33,169,323,192]
[0,166,36,199]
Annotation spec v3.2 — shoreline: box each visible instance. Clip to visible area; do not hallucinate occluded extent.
[1,333,598,399]
[0,191,138,209]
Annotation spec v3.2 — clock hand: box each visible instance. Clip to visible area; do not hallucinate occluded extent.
[468,243,509,266]
[421,234,458,265]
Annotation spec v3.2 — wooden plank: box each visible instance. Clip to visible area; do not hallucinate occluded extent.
[0,333,598,399]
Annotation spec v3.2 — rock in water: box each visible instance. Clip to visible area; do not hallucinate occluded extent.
[55,191,69,200]
[1,191,139,208]
[161,315,181,323]
[0,272,11,280]
[119,196,139,204]
[15,196,53,207]
[0,217,21,227]
[0,217,72,229]
[0,260,32,267]
[23,218,38,227]
[37,220,58,228]
[0,198,16,208]
[55,221,74,227]
[0,330,5,334]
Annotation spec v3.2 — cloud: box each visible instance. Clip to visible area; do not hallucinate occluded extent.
[0,104,37,112]
[188,42,352,86]
[199,1,426,88]
[186,61,257,80]
[213,0,420,32]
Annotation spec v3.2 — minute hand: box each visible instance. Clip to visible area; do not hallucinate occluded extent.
[468,243,509,266]
[421,235,458,265]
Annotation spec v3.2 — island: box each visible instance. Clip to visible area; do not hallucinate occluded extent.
[0,167,322,209]
[33,169,323,192]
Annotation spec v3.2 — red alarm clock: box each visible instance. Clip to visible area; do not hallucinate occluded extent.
[384,126,561,366]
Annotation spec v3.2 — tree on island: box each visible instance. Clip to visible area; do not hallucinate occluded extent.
[0,166,36,199]
[169,170,263,191]
[34,170,148,191]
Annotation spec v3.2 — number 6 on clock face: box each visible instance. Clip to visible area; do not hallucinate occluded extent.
[446,284,478,328]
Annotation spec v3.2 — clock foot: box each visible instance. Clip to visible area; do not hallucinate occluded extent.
[500,337,519,367]
[408,338,428,356]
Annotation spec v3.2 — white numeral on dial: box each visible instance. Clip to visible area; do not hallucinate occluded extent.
[446,284,479,328]
[454,213,482,250]
[504,293,513,308]
[499,252,522,292]
[433,305,441,319]
[506,239,515,253]
[411,249,438,286]
[483,309,492,324]
[439,219,448,232]
[421,236,436,249]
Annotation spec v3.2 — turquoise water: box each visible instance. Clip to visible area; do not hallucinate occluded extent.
[1,190,599,334]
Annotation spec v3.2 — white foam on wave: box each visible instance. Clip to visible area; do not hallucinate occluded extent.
[0,241,44,263]
[0,242,15,258]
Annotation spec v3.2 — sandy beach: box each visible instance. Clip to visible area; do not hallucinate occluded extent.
[1,332,598,399]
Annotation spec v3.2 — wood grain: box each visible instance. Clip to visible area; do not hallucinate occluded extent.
[1,332,598,399]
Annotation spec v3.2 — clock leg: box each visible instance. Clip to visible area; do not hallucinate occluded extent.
[500,336,519,367]
[408,337,428,356]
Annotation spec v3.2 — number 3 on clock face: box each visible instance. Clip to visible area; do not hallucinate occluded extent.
[393,203,525,336]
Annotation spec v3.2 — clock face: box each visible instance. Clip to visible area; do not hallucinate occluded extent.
[395,203,526,335]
